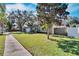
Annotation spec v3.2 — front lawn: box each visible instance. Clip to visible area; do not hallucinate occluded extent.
[0,35,5,56]
[13,33,78,56]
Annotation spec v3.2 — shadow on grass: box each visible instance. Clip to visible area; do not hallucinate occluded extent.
[58,40,79,55]
[48,38,60,42]
[12,32,23,34]
[48,37,79,55]
[53,35,76,39]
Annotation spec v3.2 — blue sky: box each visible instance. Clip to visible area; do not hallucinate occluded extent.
[5,3,79,17]
[6,3,37,12]
[67,3,79,17]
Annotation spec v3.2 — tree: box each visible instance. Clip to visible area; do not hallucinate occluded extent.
[37,3,69,39]
[7,10,27,31]
[7,21,12,31]
[0,3,6,23]
[7,9,37,32]
[16,10,36,32]
[0,4,6,34]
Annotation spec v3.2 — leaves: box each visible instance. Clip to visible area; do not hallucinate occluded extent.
[0,4,6,25]
[37,3,69,25]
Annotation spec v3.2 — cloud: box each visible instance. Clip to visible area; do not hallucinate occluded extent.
[6,4,25,11]
[6,3,33,13]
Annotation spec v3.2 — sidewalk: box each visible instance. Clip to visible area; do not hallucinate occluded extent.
[4,34,32,56]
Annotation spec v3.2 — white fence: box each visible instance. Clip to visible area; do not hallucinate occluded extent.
[67,27,79,37]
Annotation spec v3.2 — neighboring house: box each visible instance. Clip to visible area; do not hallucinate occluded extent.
[52,16,79,37]
[11,23,19,31]
[22,21,41,33]
[22,24,31,33]
[52,16,72,35]
[32,21,41,32]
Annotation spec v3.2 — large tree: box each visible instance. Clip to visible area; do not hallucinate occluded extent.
[16,10,36,31]
[7,9,37,32]
[7,10,27,31]
[37,3,69,39]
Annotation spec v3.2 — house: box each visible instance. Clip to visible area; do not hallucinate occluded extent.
[51,17,68,35]
[52,16,79,37]
[32,21,41,32]
[11,23,20,31]
[22,24,31,33]
[22,21,41,33]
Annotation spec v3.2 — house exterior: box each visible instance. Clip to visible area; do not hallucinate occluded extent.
[11,22,19,31]
[52,16,79,37]
[22,24,31,33]
[53,26,67,35]
[22,20,41,33]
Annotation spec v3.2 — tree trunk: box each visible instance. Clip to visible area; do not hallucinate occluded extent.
[47,27,50,39]
[18,21,23,32]
[47,24,51,39]
[19,25,22,32]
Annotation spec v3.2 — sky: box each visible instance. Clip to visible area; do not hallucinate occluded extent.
[5,3,37,15]
[67,3,79,17]
[5,3,79,17]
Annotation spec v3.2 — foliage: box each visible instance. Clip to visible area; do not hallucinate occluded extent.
[0,4,6,24]
[7,21,12,31]
[68,19,79,27]
[37,3,69,25]
[41,23,47,30]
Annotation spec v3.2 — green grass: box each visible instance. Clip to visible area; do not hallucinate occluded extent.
[0,35,5,56]
[13,33,77,56]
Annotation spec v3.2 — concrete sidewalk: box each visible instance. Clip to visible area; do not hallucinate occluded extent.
[4,34,32,56]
